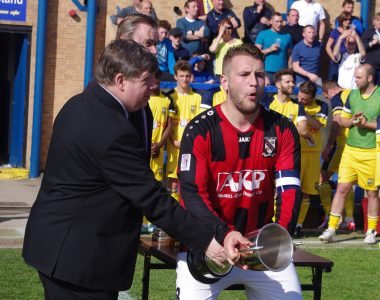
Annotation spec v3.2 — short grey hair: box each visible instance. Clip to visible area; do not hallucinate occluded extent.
[95,39,158,85]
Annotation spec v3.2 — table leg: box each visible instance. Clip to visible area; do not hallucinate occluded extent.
[142,253,152,300]
[312,267,323,300]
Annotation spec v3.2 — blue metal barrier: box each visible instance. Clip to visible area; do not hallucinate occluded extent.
[159,82,323,95]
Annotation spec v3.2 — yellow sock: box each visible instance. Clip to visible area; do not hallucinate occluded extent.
[318,183,332,216]
[367,215,379,232]
[328,213,341,230]
[297,197,310,226]
[344,189,354,220]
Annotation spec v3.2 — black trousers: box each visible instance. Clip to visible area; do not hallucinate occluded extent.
[39,272,118,300]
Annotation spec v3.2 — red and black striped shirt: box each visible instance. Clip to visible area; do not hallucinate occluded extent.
[178,105,301,241]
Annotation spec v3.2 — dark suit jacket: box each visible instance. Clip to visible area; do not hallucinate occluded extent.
[22,84,214,291]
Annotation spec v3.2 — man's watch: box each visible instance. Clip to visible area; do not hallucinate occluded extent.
[192,30,195,35]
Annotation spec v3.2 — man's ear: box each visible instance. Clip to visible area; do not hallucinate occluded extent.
[220,74,228,93]
[114,73,125,89]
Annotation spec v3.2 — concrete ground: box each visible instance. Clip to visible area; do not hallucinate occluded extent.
[0,177,378,250]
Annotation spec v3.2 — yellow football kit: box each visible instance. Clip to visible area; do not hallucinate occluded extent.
[301,99,328,195]
[166,88,202,179]
[148,91,173,181]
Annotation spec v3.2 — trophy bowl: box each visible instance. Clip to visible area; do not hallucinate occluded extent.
[239,223,293,272]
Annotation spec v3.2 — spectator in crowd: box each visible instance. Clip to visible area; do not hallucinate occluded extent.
[137,0,157,21]
[206,0,241,41]
[319,81,355,230]
[157,20,176,81]
[292,25,322,85]
[243,0,273,44]
[176,44,302,300]
[166,61,203,201]
[188,53,218,83]
[209,18,243,77]
[169,28,191,61]
[195,0,214,21]
[325,11,352,81]
[282,9,304,47]
[176,0,210,55]
[23,39,245,299]
[295,81,328,238]
[255,12,292,84]
[110,0,157,25]
[333,29,366,89]
[264,69,308,136]
[335,0,364,35]
[291,0,326,43]
[361,12,380,85]
[320,64,380,244]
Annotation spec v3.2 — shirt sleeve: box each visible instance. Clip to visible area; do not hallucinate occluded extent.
[255,31,264,47]
[315,101,328,127]
[178,120,232,243]
[341,97,352,118]
[274,120,302,233]
[330,94,344,115]
[297,104,307,122]
[318,4,326,20]
[291,44,301,62]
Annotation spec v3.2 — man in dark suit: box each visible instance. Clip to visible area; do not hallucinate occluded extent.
[23,40,248,299]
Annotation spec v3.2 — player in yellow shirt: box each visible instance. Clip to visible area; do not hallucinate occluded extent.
[149,77,174,182]
[266,69,308,131]
[319,81,355,230]
[166,60,202,200]
[320,64,380,244]
[295,81,328,237]
[142,76,174,234]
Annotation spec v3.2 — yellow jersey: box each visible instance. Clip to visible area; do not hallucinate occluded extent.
[301,99,328,152]
[330,89,350,142]
[267,94,307,126]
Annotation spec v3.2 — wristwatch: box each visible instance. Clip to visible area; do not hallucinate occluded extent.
[192,30,195,35]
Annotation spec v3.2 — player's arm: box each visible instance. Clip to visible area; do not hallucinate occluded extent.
[178,124,233,244]
[274,121,302,233]
[295,104,309,137]
[152,117,173,158]
[339,97,354,128]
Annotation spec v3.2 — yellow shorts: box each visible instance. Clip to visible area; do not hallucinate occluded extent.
[166,143,179,179]
[150,149,165,182]
[301,151,321,195]
[321,139,345,174]
[338,145,377,191]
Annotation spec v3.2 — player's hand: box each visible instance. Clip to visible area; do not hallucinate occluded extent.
[205,238,228,267]
[307,73,320,83]
[223,231,252,270]
[151,143,160,158]
[352,112,367,127]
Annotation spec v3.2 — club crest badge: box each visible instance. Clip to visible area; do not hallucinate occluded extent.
[263,137,277,157]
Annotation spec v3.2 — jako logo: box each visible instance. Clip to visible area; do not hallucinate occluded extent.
[217,170,267,192]
[239,136,251,143]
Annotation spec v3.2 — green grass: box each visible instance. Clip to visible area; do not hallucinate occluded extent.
[1,248,379,299]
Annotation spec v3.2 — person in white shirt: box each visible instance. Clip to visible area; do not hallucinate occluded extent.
[333,29,366,89]
[291,0,326,42]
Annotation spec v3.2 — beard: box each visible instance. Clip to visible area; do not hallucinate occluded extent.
[229,87,262,114]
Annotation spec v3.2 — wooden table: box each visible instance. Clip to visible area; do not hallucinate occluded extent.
[139,237,333,300]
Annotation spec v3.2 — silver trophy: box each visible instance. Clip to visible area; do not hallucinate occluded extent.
[187,223,294,283]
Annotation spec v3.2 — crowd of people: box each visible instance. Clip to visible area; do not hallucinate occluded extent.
[22,1,380,299]
[115,0,380,244]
